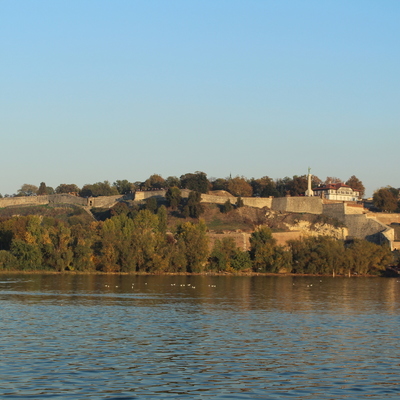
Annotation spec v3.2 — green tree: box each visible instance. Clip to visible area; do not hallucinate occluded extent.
[165,186,182,209]
[250,176,279,197]
[176,220,209,273]
[37,182,47,195]
[17,184,38,197]
[55,184,80,194]
[250,226,277,272]
[186,191,204,218]
[180,172,210,193]
[221,199,233,213]
[236,196,244,208]
[373,188,398,212]
[165,176,181,188]
[113,179,134,194]
[145,197,158,213]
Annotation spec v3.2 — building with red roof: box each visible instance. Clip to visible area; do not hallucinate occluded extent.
[313,183,360,201]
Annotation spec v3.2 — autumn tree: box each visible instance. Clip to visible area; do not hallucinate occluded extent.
[324,177,342,184]
[144,174,165,190]
[227,176,253,197]
[346,175,365,198]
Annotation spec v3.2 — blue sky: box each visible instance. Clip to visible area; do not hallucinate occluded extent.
[1,0,399,197]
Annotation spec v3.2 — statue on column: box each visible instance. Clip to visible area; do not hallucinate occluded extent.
[305,167,313,197]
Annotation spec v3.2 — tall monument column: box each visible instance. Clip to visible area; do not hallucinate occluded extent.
[305,167,313,197]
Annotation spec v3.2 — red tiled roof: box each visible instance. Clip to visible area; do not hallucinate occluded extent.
[313,183,359,192]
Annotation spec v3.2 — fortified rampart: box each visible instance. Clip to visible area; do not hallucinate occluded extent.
[1,190,396,249]
[271,197,323,214]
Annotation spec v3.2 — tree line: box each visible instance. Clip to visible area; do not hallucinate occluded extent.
[2,172,399,212]
[3,172,366,198]
[0,211,392,275]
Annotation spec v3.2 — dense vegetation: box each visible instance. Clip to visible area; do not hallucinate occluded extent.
[0,210,392,275]
[2,172,367,200]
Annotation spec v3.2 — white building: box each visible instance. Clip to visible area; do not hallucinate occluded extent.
[313,183,360,201]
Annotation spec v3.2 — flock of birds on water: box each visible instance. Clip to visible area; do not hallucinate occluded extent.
[103,283,218,290]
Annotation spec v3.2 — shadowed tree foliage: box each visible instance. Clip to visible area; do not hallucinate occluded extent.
[113,180,134,195]
[185,191,204,218]
[56,184,80,194]
[250,176,279,197]
[144,174,165,190]
[211,178,229,191]
[145,197,158,213]
[180,172,210,193]
[80,181,119,197]
[37,182,47,195]
[221,200,233,213]
[165,187,182,209]
[373,188,398,212]
[165,176,181,188]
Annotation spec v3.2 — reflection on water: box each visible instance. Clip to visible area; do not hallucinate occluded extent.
[1,274,400,399]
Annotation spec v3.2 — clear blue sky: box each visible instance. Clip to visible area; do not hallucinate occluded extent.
[1,0,399,197]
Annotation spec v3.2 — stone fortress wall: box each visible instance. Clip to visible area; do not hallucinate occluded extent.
[0,190,397,249]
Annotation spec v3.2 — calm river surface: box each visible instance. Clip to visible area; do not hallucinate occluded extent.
[1,274,400,399]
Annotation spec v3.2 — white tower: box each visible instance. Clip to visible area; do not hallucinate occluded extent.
[305,167,313,197]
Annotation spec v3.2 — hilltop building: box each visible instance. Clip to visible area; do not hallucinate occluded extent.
[313,183,359,201]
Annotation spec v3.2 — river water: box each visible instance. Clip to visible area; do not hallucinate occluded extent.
[1,274,400,399]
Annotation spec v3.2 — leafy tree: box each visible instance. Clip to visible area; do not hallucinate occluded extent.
[275,177,292,197]
[144,174,165,190]
[186,191,204,218]
[145,197,158,213]
[346,175,365,198]
[221,199,233,213]
[10,240,42,270]
[80,181,119,197]
[176,220,209,272]
[165,176,181,188]
[209,237,237,271]
[113,179,134,194]
[250,176,279,197]
[165,186,182,209]
[37,182,47,195]
[250,226,277,272]
[373,188,398,212]
[227,176,253,197]
[211,178,228,191]
[180,172,210,193]
[236,196,244,208]
[157,205,168,234]
[55,184,80,194]
[324,177,342,184]
[46,187,55,195]
[288,175,308,196]
[17,184,38,196]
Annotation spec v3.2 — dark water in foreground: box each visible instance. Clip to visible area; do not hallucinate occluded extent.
[1,274,400,399]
